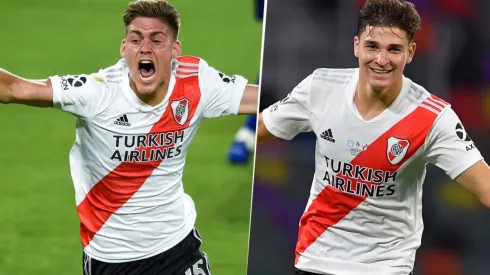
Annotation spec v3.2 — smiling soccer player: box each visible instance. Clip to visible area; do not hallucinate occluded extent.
[257,0,490,274]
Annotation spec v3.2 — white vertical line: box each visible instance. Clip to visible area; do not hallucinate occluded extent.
[247,0,268,274]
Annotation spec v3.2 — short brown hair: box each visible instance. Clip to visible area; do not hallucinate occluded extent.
[357,0,421,41]
[123,0,181,40]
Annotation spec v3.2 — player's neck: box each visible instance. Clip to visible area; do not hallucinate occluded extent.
[130,78,170,107]
[354,80,402,121]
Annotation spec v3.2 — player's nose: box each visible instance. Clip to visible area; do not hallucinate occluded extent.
[375,51,389,67]
[139,39,152,54]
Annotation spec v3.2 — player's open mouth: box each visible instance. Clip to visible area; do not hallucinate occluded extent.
[370,68,393,74]
[138,60,156,82]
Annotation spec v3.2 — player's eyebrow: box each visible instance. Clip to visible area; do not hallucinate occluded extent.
[127,30,167,37]
[363,40,404,49]
[388,43,404,48]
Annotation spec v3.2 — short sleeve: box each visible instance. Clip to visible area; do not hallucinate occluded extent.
[50,74,111,119]
[424,108,483,179]
[198,60,248,118]
[261,74,312,140]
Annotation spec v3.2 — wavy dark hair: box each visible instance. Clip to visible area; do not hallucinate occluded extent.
[358,0,421,41]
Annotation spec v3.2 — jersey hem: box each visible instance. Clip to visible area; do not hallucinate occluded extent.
[83,218,196,263]
[295,254,413,275]
[448,155,483,180]
[229,77,248,115]
[49,76,63,109]
[262,110,294,140]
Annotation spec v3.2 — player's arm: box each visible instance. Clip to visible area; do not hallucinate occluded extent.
[425,108,490,207]
[455,160,490,207]
[258,74,313,143]
[257,113,277,143]
[199,59,253,118]
[0,69,53,107]
[238,84,259,115]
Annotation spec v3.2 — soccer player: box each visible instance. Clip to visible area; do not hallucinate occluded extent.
[257,0,490,274]
[0,1,257,274]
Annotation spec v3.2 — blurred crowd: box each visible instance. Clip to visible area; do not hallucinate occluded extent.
[250,0,490,274]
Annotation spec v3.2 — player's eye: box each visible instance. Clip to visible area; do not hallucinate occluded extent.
[366,44,377,50]
[132,39,141,44]
[389,48,401,53]
[152,40,162,44]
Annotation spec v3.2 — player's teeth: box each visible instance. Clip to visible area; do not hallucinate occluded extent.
[141,60,152,64]
[373,69,389,74]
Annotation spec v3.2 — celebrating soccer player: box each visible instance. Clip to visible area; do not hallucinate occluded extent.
[257,0,490,274]
[0,1,257,274]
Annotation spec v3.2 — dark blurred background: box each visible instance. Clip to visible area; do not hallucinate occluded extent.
[248,0,490,274]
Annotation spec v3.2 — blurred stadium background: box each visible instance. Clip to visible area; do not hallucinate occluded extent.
[249,0,490,274]
[0,0,261,274]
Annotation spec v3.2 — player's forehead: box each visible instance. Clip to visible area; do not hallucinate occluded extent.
[126,17,171,37]
[359,25,410,46]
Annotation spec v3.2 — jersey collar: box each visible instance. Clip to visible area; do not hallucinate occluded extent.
[346,68,411,123]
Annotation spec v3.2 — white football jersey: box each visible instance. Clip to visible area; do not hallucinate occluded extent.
[262,68,483,275]
[49,56,247,262]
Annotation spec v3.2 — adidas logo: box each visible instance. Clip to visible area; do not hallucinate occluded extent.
[320,129,335,143]
[114,114,131,127]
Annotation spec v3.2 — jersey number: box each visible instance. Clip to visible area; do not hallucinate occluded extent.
[184,259,207,275]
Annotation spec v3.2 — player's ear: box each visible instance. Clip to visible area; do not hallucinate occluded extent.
[353,36,360,58]
[172,40,181,58]
[406,41,416,64]
[120,39,126,58]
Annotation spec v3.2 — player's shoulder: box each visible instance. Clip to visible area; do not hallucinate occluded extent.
[54,61,123,91]
[176,55,202,65]
[310,68,357,85]
[92,59,127,85]
[405,78,451,116]
[174,55,237,85]
[297,68,356,99]
[55,72,108,96]
[68,60,125,108]
[174,56,202,79]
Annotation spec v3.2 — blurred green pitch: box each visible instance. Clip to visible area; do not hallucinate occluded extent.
[0,0,262,274]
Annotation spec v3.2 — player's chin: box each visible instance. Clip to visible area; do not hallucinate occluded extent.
[135,83,158,95]
[368,79,391,92]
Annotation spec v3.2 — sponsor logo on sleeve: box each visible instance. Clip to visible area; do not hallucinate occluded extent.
[60,76,70,91]
[455,122,475,151]
[218,72,235,83]
[455,122,471,142]
[60,75,88,90]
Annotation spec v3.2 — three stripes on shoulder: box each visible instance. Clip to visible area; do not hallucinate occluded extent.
[312,68,356,84]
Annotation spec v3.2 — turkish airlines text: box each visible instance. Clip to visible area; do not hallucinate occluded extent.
[322,155,397,197]
[110,130,184,162]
